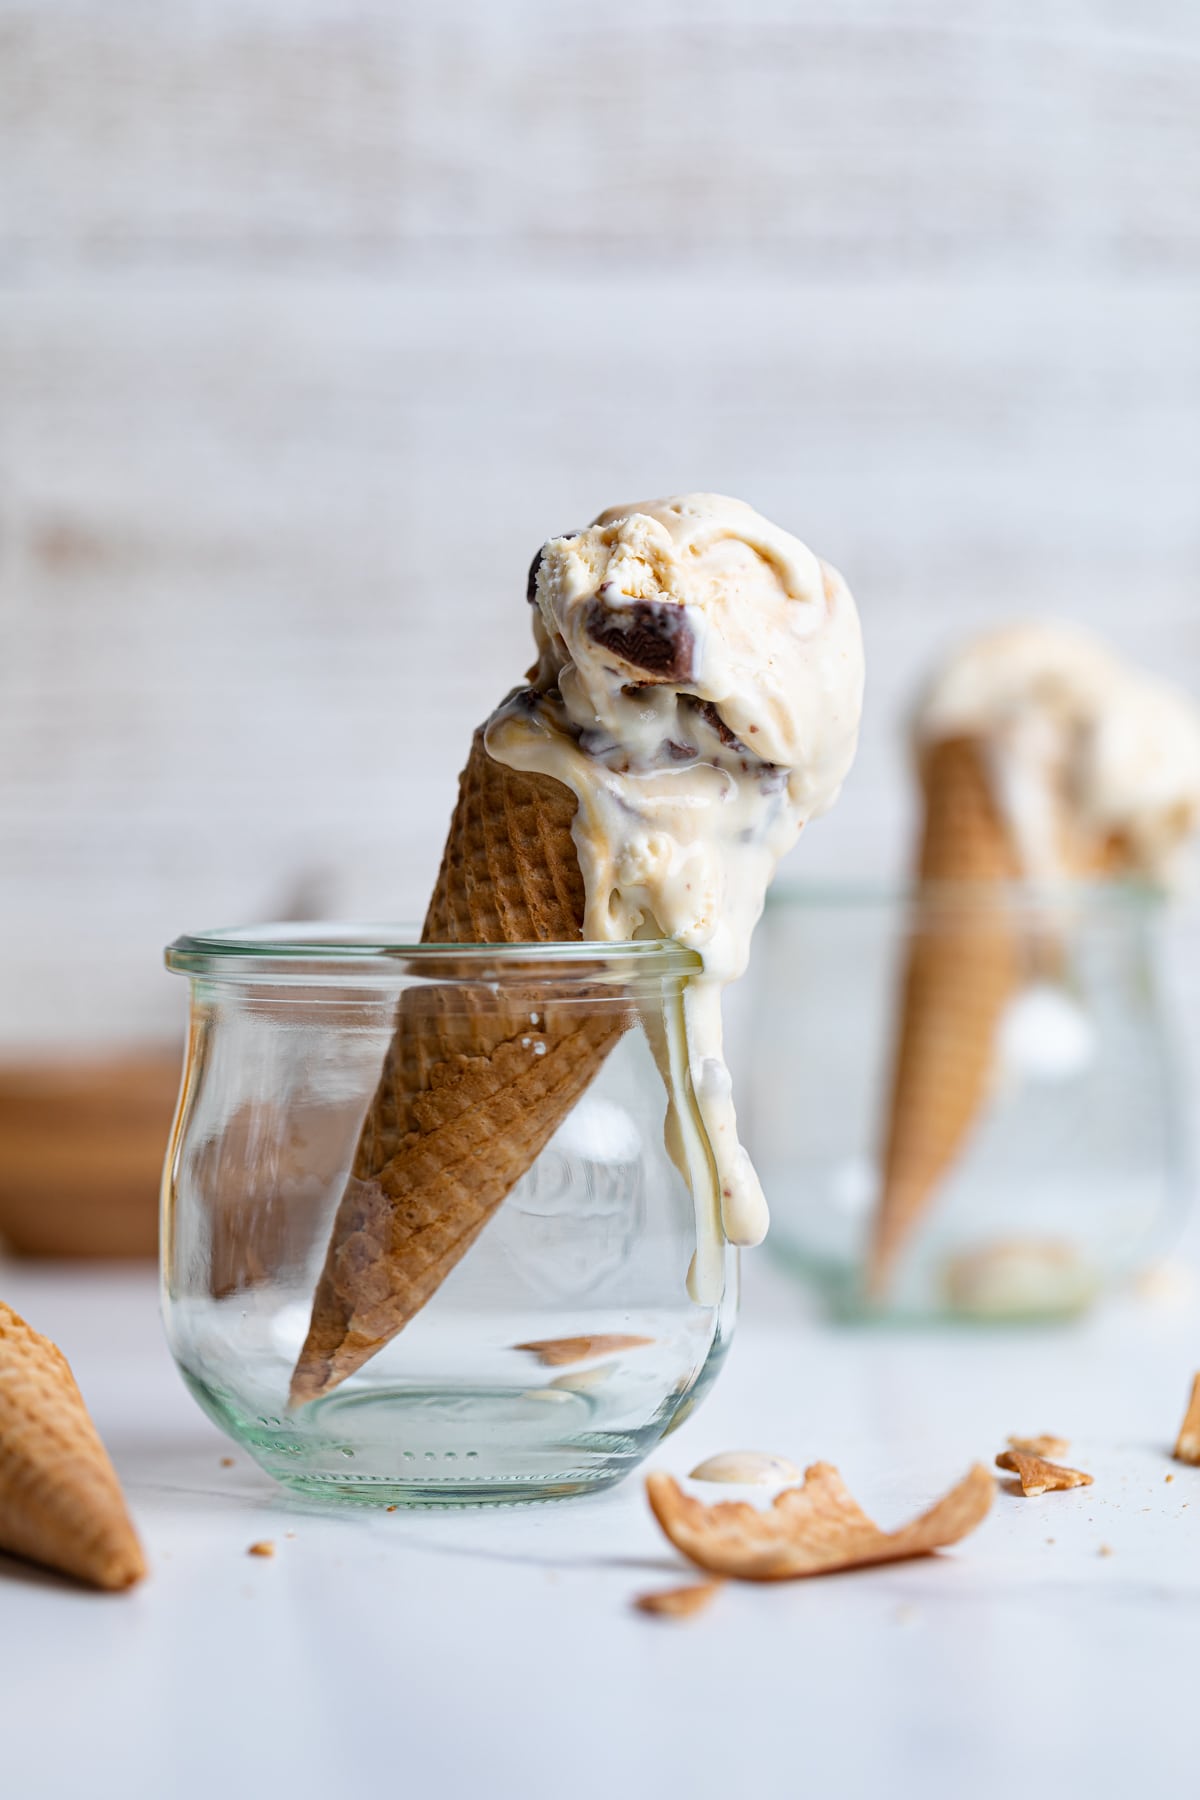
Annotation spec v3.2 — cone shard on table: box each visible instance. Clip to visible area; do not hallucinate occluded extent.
[289,731,624,1404]
[867,736,1023,1298]
[0,1300,145,1590]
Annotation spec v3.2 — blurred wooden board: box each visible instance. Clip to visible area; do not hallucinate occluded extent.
[0,1052,180,1257]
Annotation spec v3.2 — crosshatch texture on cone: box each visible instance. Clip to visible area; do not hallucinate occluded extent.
[0,1301,145,1590]
[290,731,626,1404]
[867,736,1022,1299]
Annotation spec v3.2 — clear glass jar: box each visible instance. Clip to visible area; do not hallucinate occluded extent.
[743,882,1190,1322]
[162,926,736,1504]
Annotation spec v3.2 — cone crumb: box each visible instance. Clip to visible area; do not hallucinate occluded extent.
[220,1457,235,1468]
[247,1540,276,1558]
[634,1580,723,1619]
[1098,1544,1115,1558]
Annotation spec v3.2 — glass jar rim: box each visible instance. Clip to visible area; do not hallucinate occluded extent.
[165,922,703,985]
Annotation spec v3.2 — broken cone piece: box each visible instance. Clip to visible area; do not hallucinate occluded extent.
[0,1300,145,1591]
[1172,1373,1200,1466]
[995,1450,1093,1496]
[646,1461,993,1582]
[514,1334,654,1368]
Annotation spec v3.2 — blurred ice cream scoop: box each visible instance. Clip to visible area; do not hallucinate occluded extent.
[870,619,1200,1300]
[915,620,1200,886]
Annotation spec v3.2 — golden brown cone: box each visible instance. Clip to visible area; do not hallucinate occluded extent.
[867,735,1122,1298]
[0,1301,146,1590]
[866,737,1022,1299]
[290,730,624,1404]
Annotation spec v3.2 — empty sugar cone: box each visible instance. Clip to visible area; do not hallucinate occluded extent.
[289,731,626,1404]
[0,1301,145,1590]
[866,737,1023,1299]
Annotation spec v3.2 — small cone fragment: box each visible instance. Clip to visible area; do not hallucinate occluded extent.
[290,732,625,1404]
[0,1301,145,1590]
[634,1579,724,1619]
[867,738,1022,1297]
[1172,1373,1200,1466]
[514,1335,654,1368]
[995,1450,1093,1497]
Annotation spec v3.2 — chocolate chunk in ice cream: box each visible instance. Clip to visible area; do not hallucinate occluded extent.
[583,595,699,683]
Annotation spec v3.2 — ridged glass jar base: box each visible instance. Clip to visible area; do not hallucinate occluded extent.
[181,1330,731,1507]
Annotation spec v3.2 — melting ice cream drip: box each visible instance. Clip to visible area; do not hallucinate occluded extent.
[486,494,865,1263]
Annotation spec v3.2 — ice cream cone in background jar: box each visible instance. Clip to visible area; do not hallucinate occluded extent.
[868,621,1200,1302]
[291,495,864,1404]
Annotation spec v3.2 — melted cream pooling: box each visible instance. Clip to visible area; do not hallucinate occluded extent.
[485,494,864,1278]
[689,1450,803,1486]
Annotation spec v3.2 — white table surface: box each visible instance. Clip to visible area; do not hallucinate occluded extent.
[2,1254,1198,1800]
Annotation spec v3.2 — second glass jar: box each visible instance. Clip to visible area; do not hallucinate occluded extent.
[744,881,1188,1322]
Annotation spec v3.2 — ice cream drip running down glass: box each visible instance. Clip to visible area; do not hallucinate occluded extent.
[290,494,864,1402]
[488,495,864,1252]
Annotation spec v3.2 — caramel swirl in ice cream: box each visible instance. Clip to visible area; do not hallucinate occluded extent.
[916,621,1200,884]
[487,494,864,1258]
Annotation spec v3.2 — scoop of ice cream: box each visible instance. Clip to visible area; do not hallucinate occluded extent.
[508,494,863,964]
[915,621,1200,883]
[487,493,864,1254]
[525,495,860,798]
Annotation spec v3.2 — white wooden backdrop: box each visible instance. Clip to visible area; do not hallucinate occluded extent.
[2,0,1199,1051]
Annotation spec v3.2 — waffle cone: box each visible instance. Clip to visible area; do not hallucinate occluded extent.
[868,731,1126,1297]
[0,1301,145,1590]
[290,731,624,1404]
[866,737,1023,1299]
